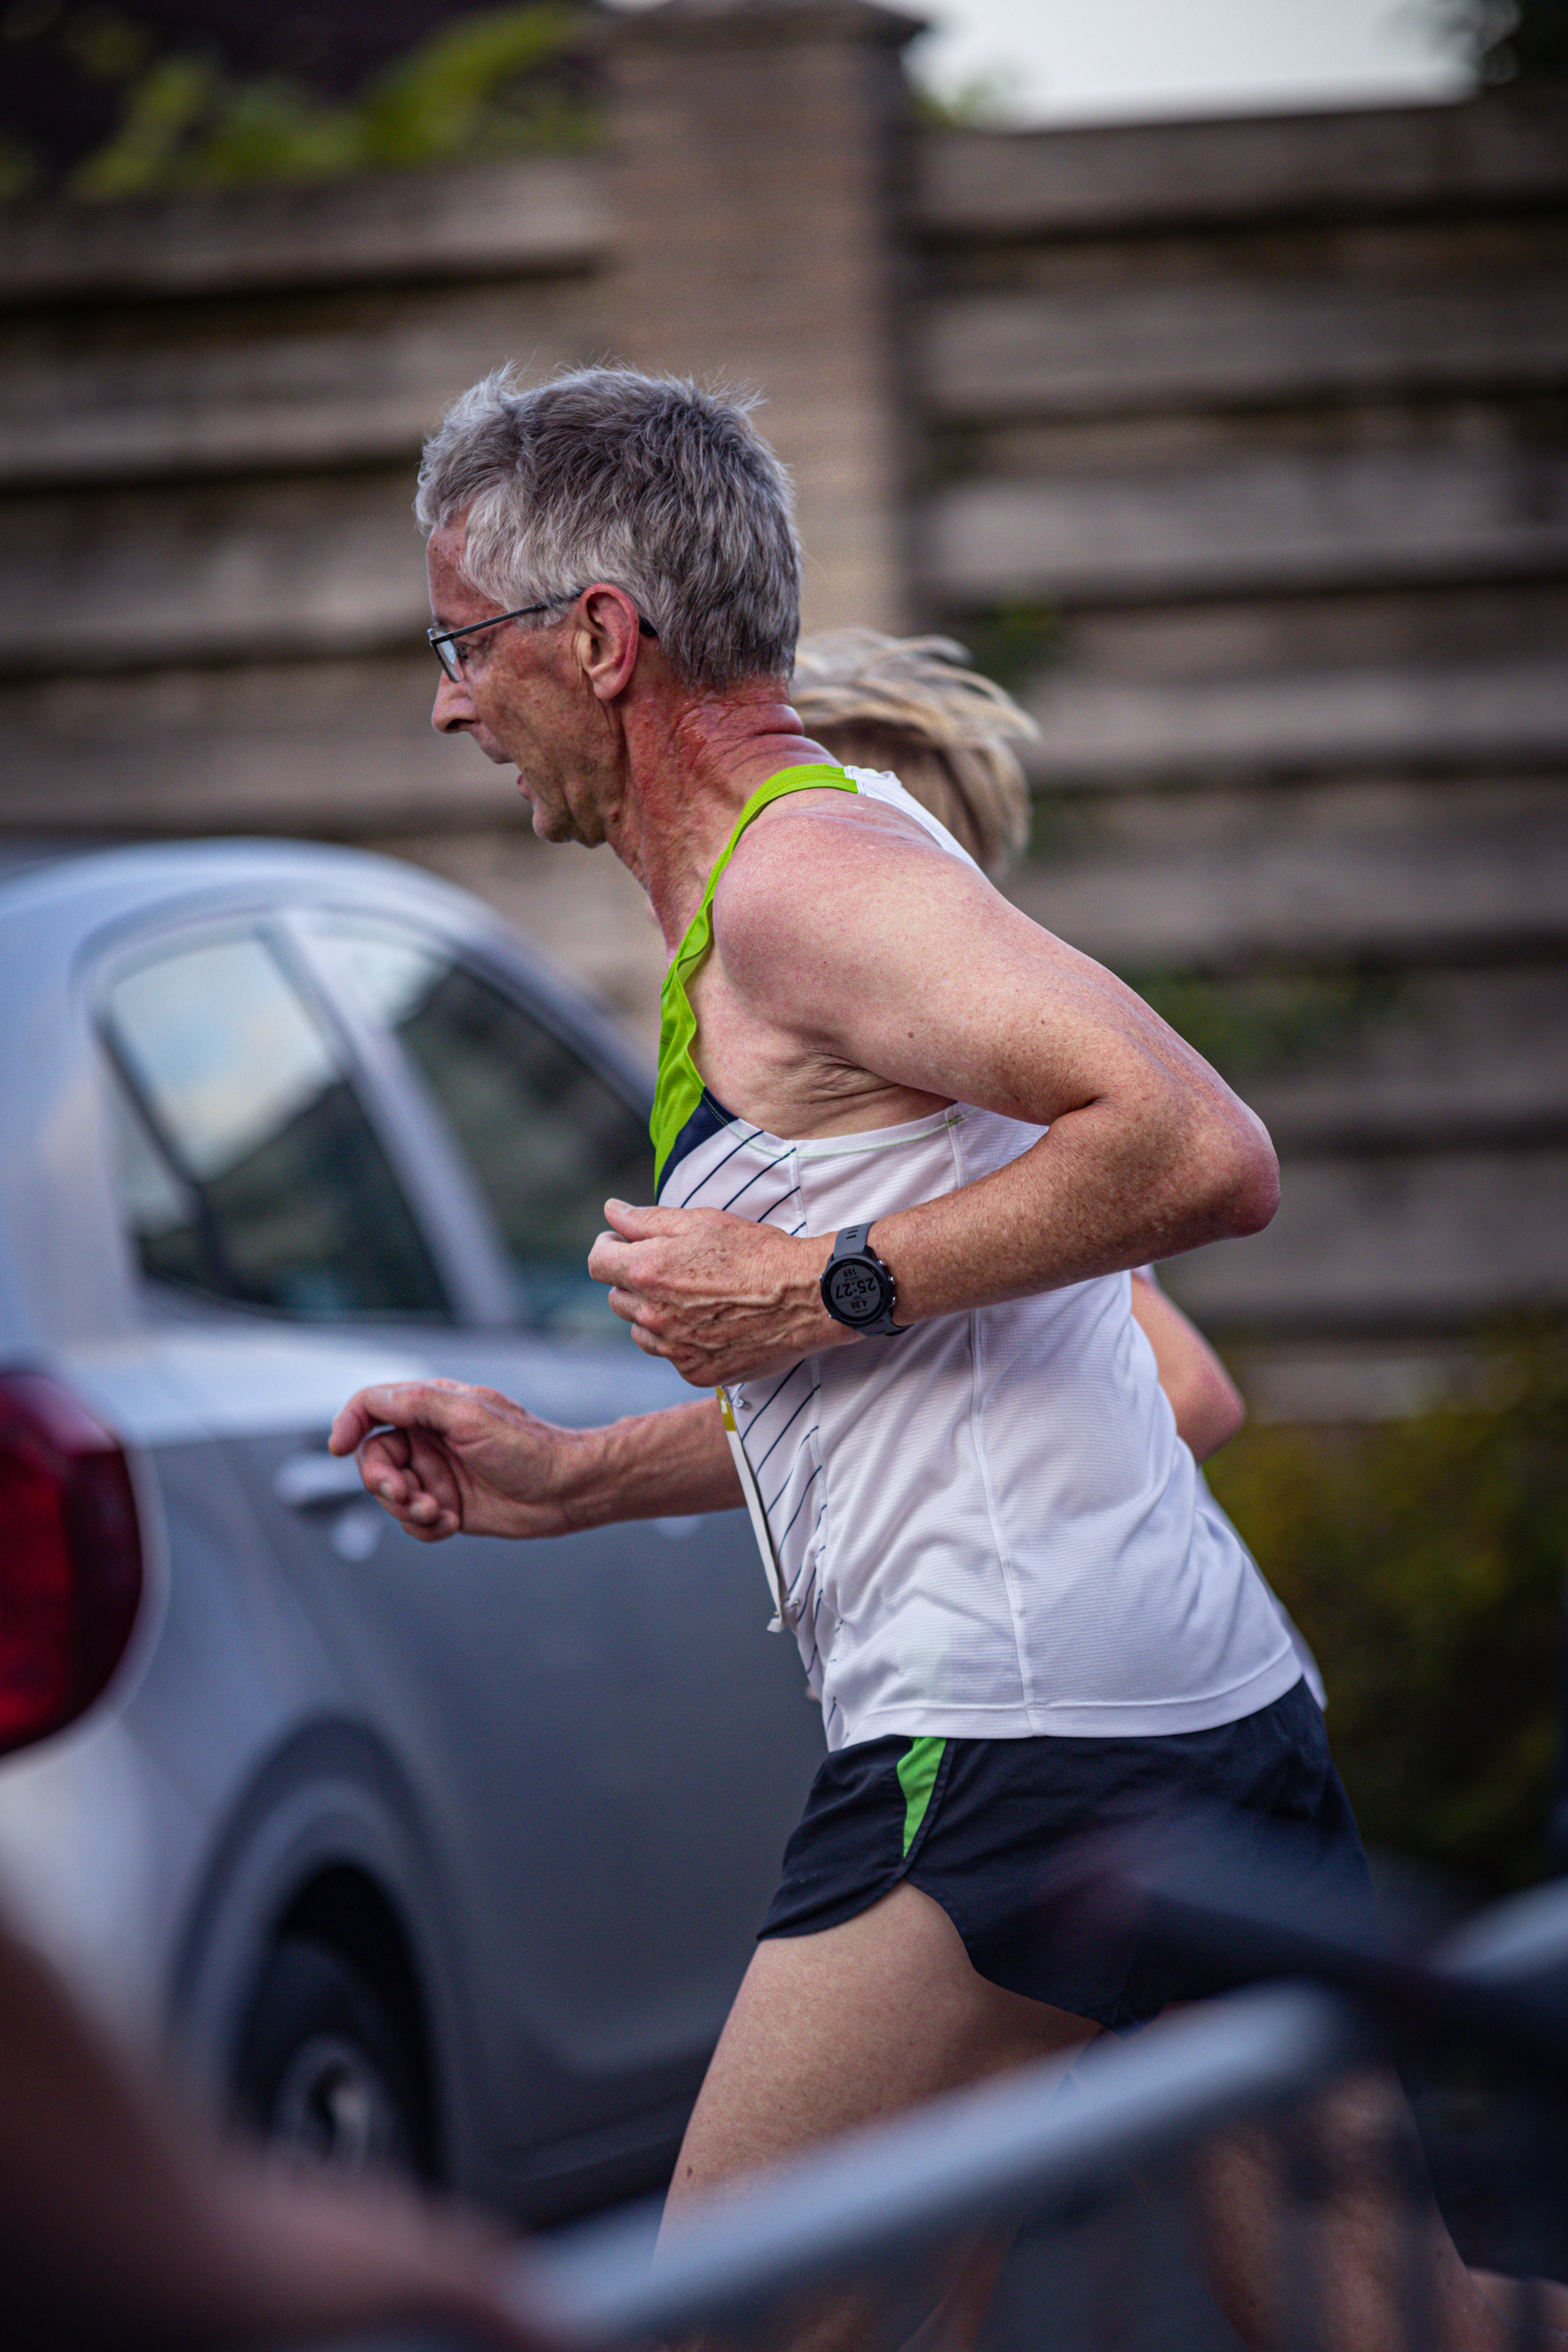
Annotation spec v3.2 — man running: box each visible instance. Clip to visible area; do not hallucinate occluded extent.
[330,365,1521,2350]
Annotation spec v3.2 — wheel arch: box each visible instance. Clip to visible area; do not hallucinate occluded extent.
[168,1717,487,2189]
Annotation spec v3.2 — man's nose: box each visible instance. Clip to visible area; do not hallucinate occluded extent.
[431,669,474,735]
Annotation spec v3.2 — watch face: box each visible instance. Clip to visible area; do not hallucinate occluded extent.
[826,1258,887,1324]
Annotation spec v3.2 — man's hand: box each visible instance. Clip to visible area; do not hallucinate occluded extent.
[588,1200,853,1388]
[328,1380,587,1544]
[328,1383,744,1539]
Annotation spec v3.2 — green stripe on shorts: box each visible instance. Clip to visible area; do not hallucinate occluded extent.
[896,1736,947,1859]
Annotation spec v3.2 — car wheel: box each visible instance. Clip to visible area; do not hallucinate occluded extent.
[233,1935,426,2179]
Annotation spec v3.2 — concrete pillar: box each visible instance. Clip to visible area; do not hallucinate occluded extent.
[605,0,924,637]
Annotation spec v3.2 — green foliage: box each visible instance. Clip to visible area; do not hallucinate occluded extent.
[1127,966,1402,1083]
[355,6,593,169]
[65,5,595,200]
[0,127,36,198]
[1206,1328,1568,1895]
[58,3,152,82]
[956,600,1061,695]
[910,72,1019,128]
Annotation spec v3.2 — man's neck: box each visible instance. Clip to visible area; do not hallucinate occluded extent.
[608,681,836,951]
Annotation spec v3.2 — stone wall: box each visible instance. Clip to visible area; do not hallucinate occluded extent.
[2,0,1564,1409]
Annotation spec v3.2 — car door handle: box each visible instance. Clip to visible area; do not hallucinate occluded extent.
[274,1451,369,1509]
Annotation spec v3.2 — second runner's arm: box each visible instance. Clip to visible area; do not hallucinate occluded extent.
[1128,1269,1247,1464]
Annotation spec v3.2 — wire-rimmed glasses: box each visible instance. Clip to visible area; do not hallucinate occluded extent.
[427,593,659,681]
[426,599,569,682]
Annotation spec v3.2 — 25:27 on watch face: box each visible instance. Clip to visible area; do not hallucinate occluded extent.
[826,1261,887,1323]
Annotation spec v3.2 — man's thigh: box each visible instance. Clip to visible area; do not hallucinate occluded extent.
[663,1879,1098,2217]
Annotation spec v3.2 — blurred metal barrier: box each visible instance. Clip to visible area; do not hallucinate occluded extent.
[519,1861,1568,2352]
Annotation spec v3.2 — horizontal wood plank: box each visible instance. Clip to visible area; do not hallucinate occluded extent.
[1209,963,1568,1151]
[924,264,1568,419]
[1007,777,1568,969]
[0,652,487,831]
[0,474,426,670]
[1227,1338,1502,1425]
[0,158,609,305]
[917,93,1568,238]
[1022,655,1568,782]
[0,283,598,488]
[925,437,1568,604]
[1158,1144,1568,1334]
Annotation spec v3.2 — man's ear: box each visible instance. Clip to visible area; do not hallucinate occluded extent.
[574,585,645,702]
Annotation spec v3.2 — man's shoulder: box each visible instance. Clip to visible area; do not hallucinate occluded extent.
[710,787,996,1007]
[724,787,950,896]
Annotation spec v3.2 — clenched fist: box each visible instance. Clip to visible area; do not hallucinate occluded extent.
[328,1379,590,1544]
[587,1200,851,1387]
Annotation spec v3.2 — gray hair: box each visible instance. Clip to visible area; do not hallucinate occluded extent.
[415,364,800,688]
[790,629,1037,876]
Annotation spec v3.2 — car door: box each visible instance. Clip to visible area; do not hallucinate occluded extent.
[96,895,820,2189]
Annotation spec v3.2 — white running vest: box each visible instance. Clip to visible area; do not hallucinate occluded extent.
[663,768,1302,1752]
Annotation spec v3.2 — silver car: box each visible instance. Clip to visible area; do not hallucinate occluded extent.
[0,838,822,2221]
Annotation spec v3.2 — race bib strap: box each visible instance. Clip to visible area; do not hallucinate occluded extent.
[718,1385,789,1632]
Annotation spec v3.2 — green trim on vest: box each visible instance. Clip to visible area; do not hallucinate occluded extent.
[652,764,858,1186]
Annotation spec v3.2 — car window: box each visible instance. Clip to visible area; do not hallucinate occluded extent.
[102,930,449,1319]
[311,920,655,1334]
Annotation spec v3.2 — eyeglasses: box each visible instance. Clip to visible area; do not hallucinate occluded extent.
[427,597,567,682]
[428,593,659,682]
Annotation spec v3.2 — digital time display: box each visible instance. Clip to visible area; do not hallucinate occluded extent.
[827,1261,885,1322]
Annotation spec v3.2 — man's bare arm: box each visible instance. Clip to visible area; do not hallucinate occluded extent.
[589,808,1278,1388]
[730,810,1276,1285]
[328,1382,740,1543]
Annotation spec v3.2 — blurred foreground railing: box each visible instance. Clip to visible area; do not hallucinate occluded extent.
[517,1855,1568,2352]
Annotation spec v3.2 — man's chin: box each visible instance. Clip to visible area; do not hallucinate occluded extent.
[527,795,575,845]
[517,773,590,846]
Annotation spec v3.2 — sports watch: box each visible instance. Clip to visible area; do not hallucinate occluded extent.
[818,1225,905,1338]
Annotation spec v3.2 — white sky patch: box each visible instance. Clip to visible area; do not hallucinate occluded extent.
[905,0,1472,126]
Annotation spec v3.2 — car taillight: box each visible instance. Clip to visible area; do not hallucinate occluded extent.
[0,1371,144,1757]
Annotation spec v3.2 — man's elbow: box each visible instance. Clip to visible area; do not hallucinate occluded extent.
[1227,1142,1281,1239]
[1203,1116,1280,1243]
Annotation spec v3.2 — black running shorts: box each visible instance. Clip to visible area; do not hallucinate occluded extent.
[757,1678,1372,2031]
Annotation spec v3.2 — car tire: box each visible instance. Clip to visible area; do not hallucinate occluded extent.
[232,1934,427,2180]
